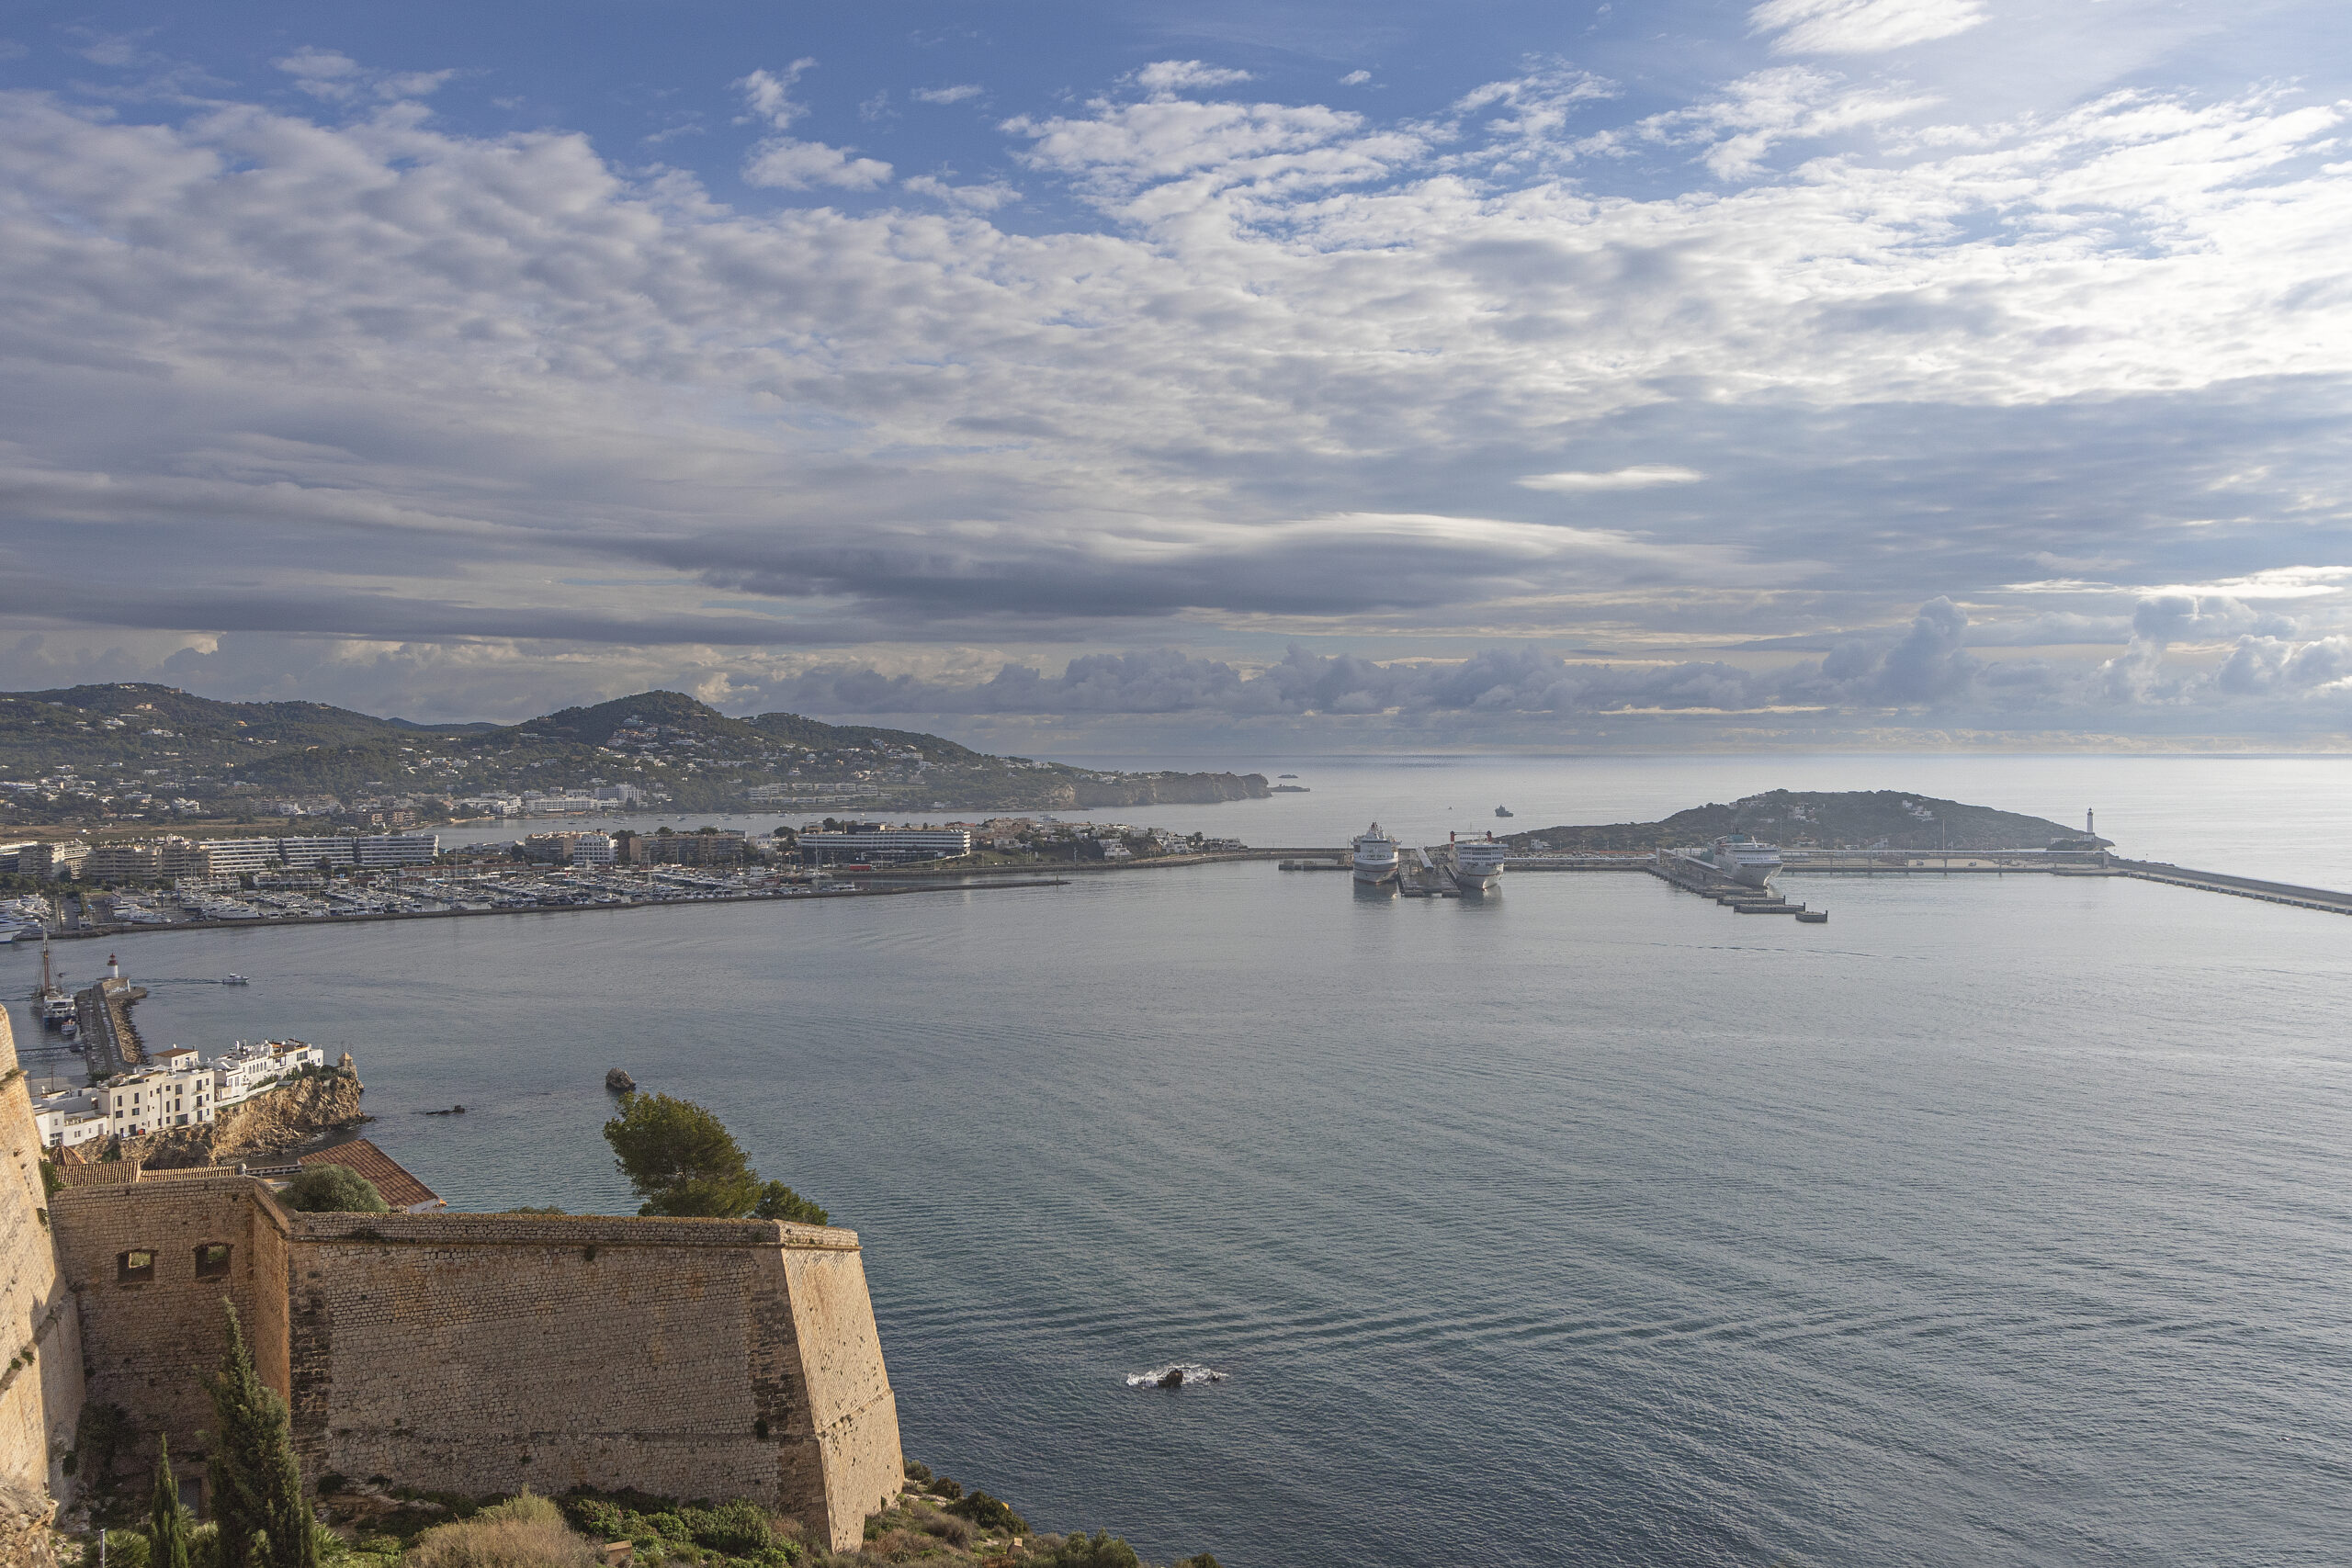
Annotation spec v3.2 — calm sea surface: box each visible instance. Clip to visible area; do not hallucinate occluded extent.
[7,756,2350,1567]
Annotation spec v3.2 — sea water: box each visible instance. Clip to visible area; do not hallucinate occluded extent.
[6,755,2349,1567]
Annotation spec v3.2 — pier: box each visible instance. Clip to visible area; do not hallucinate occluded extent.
[1397,848,1462,898]
[1645,851,1821,920]
[2109,860,2352,916]
[75,974,147,1076]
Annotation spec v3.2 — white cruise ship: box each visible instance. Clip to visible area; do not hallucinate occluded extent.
[1679,833,1782,890]
[1351,822,1400,884]
[1450,832,1508,891]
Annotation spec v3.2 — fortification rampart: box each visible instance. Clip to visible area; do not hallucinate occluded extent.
[43,1186,900,1553]
[0,1012,85,1568]
[0,1008,903,1560]
[48,1172,292,1467]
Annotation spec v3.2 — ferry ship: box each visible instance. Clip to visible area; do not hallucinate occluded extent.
[1679,834,1783,890]
[1351,822,1400,885]
[1450,832,1508,891]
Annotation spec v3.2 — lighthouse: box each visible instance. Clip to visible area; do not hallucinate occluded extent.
[107,953,119,979]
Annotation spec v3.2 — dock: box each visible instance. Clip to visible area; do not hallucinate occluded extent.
[76,975,148,1077]
[1645,851,1822,921]
[1397,848,1461,898]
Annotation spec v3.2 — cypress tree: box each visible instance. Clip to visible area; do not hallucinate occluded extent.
[149,1435,191,1568]
[202,1303,317,1568]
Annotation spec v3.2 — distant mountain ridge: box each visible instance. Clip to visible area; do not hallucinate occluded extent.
[1503,789,2093,853]
[0,683,1268,821]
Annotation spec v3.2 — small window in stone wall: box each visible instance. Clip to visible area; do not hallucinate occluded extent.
[119,1249,155,1283]
[196,1243,232,1279]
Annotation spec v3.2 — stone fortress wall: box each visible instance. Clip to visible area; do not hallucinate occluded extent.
[0,1010,902,1560]
[0,1011,84,1564]
[285,1213,902,1541]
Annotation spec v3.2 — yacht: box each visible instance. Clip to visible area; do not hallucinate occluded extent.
[1494,806,1514,818]
[1450,833,1508,891]
[1351,822,1400,885]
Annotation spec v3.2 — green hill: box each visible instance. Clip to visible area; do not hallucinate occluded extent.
[1504,789,2096,853]
[0,684,1268,829]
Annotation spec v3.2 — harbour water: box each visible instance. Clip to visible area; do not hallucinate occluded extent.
[7,755,2350,1566]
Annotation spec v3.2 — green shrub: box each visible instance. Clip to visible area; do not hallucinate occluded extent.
[406,1492,597,1568]
[679,1501,768,1555]
[1036,1531,1138,1568]
[899,1461,931,1485]
[279,1166,390,1213]
[930,1479,961,1502]
[944,1492,1025,1536]
[107,1531,153,1568]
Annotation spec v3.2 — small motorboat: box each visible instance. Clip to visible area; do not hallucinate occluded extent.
[1494,806,1515,818]
[221,974,251,986]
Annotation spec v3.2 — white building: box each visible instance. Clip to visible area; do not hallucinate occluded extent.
[795,827,974,863]
[571,832,616,866]
[199,838,278,874]
[96,1046,220,1137]
[33,1039,338,1150]
[278,835,359,869]
[29,1085,108,1149]
[355,832,439,867]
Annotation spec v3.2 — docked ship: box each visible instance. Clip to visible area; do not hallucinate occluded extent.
[1678,834,1782,890]
[1351,822,1400,885]
[34,945,73,1028]
[1449,832,1508,891]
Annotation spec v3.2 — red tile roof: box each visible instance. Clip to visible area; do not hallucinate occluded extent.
[296,1139,443,1212]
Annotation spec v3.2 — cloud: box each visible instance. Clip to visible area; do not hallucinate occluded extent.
[0,51,2348,739]
[738,61,818,128]
[744,139,893,189]
[1132,61,1256,98]
[1749,0,1989,56]
[1340,71,1373,87]
[912,84,985,106]
[1517,467,1704,492]
[900,174,1018,209]
[2004,567,2352,600]
[733,62,893,188]
[275,48,455,103]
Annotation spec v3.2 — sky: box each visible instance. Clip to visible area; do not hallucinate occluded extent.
[0,0,2347,750]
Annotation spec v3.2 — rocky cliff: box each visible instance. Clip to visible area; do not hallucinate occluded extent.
[126,1071,367,1169]
[1066,771,1270,807]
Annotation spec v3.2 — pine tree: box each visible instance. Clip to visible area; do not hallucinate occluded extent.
[202,1303,318,1568]
[149,1435,191,1568]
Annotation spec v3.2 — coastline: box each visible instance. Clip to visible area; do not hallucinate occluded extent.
[32,876,1070,942]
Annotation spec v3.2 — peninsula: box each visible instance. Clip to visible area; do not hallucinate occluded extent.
[1501,789,2097,853]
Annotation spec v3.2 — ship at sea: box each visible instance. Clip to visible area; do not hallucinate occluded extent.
[1678,834,1783,890]
[1449,832,1508,892]
[1351,823,1400,885]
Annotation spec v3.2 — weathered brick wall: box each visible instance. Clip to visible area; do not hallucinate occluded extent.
[0,1012,84,1567]
[45,1179,904,1555]
[49,1173,290,1478]
[778,1246,902,1527]
[285,1213,899,1552]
